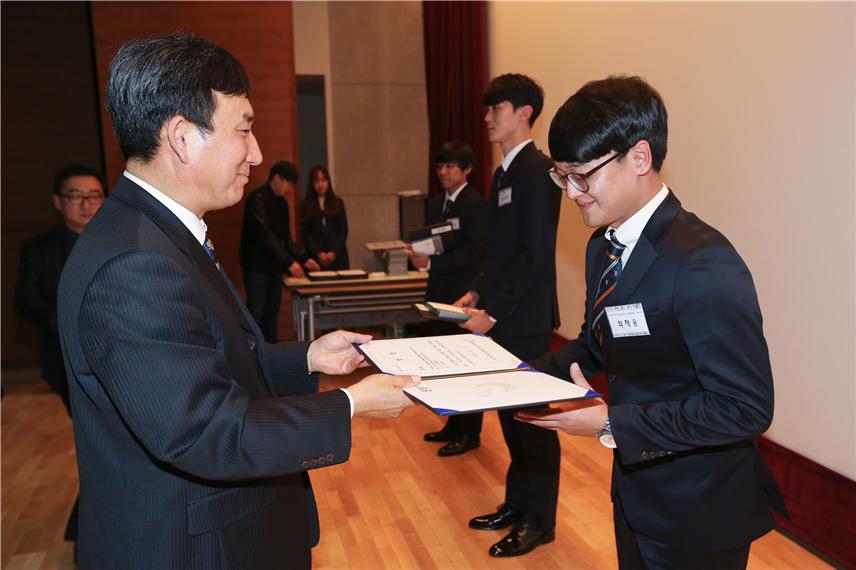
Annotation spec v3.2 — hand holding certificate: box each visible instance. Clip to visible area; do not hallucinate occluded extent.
[356,334,600,415]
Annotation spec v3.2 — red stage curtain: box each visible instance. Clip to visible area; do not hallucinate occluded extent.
[423,1,491,198]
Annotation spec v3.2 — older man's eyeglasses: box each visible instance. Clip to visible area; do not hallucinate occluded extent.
[59,192,105,206]
[549,152,623,194]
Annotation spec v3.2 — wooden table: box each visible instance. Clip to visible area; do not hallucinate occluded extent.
[283,271,429,341]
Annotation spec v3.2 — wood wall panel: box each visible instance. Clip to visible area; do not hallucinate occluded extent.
[89,1,299,279]
[1,2,103,368]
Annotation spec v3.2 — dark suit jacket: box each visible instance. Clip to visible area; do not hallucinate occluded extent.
[425,184,488,304]
[477,142,562,353]
[240,184,306,274]
[536,190,786,550]
[57,176,352,570]
[14,226,77,405]
[300,197,349,270]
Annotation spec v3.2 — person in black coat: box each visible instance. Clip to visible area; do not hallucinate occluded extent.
[240,161,320,342]
[457,74,563,557]
[407,141,489,456]
[301,165,349,270]
[516,76,787,570]
[13,162,106,547]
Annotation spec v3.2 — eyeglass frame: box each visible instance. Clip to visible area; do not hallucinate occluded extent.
[57,192,106,206]
[549,150,626,194]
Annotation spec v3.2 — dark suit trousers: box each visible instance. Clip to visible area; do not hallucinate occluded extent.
[495,332,559,531]
[613,497,751,570]
[244,271,282,343]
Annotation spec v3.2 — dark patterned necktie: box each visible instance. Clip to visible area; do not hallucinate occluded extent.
[202,233,221,270]
[591,229,626,345]
[442,199,453,220]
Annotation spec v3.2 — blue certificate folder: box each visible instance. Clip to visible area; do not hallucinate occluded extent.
[355,334,600,415]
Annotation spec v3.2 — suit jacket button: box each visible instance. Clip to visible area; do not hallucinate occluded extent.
[641,451,651,460]
[608,374,616,383]
[300,460,310,469]
[248,340,257,352]
[325,454,334,462]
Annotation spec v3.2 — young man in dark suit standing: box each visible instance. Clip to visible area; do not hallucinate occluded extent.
[408,141,489,456]
[14,163,106,551]
[240,160,320,342]
[517,76,787,569]
[457,74,563,557]
[57,33,417,570]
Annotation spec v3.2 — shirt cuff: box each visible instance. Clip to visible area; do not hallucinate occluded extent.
[488,315,497,323]
[340,388,355,417]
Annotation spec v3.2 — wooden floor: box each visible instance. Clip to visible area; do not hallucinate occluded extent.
[2,369,832,570]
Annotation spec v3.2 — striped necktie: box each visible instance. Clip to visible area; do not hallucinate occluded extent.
[202,233,221,270]
[442,198,453,220]
[591,229,626,345]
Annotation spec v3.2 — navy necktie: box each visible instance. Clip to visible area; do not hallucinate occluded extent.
[442,199,453,220]
[202,233,221,270]
[591,229,626,345]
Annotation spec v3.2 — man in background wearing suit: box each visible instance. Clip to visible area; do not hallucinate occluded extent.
[240,160,320,342]
[57,32,417,570]
[408,141,489,456]
[517,76,787,569]
[457,74,563,557]
[14,163,106,550]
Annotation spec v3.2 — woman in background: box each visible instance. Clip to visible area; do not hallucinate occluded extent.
[301,165,350,270]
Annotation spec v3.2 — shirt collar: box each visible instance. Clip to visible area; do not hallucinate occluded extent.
[123,171,208,245]
[608,184,669,253]
[445,183,467,203]
[500,139,532,172]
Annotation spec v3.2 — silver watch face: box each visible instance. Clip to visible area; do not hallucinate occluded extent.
[598,432,617,449]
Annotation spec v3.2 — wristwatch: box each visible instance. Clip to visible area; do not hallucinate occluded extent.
[596,417,617,449]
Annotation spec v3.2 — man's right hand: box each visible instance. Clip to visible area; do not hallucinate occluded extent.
[288,261,306,278]
[348,373,420,419]
[454,291,477,308]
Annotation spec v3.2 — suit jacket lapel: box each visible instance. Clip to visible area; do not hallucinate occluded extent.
[110,176,256,334]
[608,190,681,307]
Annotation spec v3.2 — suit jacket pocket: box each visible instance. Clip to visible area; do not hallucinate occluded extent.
[187,486,277,536]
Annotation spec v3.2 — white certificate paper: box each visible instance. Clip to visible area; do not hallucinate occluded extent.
[358,334,523,377]
[403,370,600,415]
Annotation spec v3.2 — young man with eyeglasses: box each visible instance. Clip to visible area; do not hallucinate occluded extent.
[516,76,787,569]
[13,163,106,552]
[456,74,563,557]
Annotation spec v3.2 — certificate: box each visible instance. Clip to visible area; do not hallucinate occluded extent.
[403,370,600,415]
[357,334,524,378]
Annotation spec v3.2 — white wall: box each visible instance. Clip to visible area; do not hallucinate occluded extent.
[489,2,855,479]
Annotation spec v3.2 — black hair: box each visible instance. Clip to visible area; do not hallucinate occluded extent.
[434,141,476,171]
[549,75,668,171]
[52,164,107,195]
[105,31,250,162]
[268,160,298,183]
[302,165,344,220]
[483,73,544,127]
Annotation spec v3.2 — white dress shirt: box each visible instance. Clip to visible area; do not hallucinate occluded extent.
[500,138,533,173]
[608,184,669,267]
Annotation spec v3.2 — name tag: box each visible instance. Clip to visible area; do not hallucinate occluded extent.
[605,303,650,337]
[498,187,512,207]
[448,217,461,230]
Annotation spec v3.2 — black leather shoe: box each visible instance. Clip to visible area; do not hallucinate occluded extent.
[468,504,523,530]
[424,429,453,442]
[438,434,480,457]
[489,523,555,557]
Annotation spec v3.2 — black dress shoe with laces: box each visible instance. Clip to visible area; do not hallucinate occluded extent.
[468,503,523,530]
[424,428,454,442]
[489,522,555,557]
[438,434,480,456]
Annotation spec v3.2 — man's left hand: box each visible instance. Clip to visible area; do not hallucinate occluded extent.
[515,363,608,436]
[307,329,373,375]
[458,308,495,334]
[305,259,321,272]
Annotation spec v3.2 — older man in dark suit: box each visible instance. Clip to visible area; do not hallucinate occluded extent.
[517,76,787,569]
[57,32,417,570]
